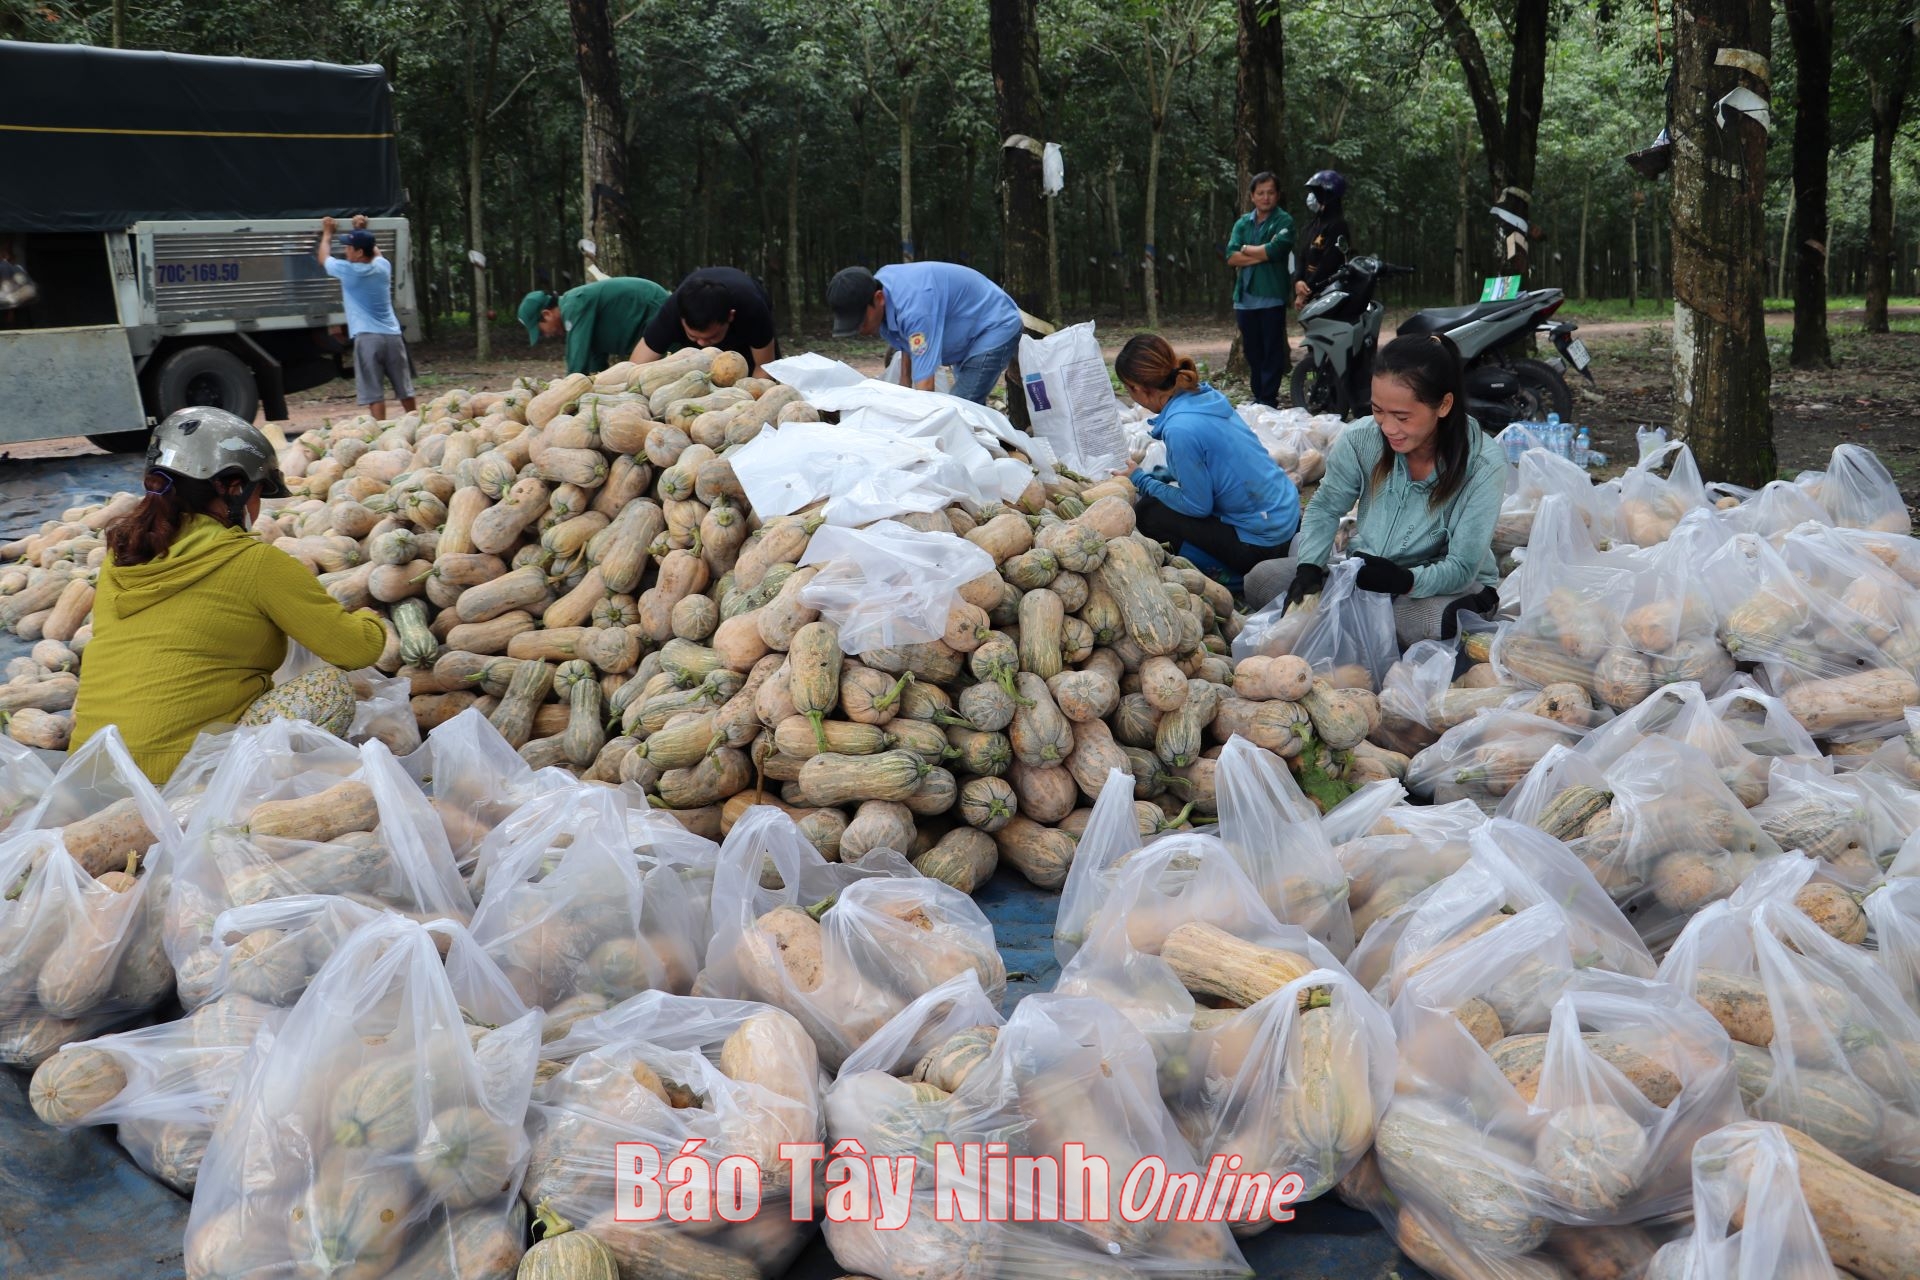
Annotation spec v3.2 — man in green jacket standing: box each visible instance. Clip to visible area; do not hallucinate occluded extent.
[1224,171,1294,408]
[518,276,670,376]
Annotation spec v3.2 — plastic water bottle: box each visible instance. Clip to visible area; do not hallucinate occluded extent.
[1502,422,1529,467]
[1573,427,1591,469]
[1587,449,1609,467]
[1545,413,1564,459]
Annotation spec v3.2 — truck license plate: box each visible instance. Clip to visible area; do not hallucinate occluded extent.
[155,261,244,285]
[1566,338,1591,370]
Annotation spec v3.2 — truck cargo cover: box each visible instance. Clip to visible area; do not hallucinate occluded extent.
[0,41,402,232]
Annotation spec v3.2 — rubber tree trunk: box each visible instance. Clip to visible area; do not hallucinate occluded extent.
[1670,0,1774,488]
[1232,0,1286,200]
[568,0,629,279]
[1498,0,1549,279]
[1143,124,1163,329]
[1455,119,1471,303]
[786,135,805,330]
[990,0,1048,315]
[1629,192,1640,310]
[1776,179,1793,299]
[1864,18,1915,333]
[468,129,488,361]
[1577,174,1591,300]
[898,92,915,262]
[1785,0,1832,366]
[1105,155,1126,319]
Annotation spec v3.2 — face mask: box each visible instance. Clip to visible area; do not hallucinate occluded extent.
[1306,192,1321,214]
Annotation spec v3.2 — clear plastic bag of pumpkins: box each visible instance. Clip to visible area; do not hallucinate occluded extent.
[825,992,1254,1280]
[1565,736,1785,953]
[1699,527,1920,742]
[526,989,826,1279]
[204,893,389,1009]
[694,804,1003,1071]
[0,726,179,1067]
[164,719,473,1008]
[1657,853,1920,1188]
[1863,875,1920,1014]
[466,780,705,1010]
[417,707,577,872]
[1346,817,1656,1010]
[184,914,539,1280]
[1644,1121,1838,1280]
[27,993,284,1195]
[0,734,55,834]
[1047,820,1396,1220]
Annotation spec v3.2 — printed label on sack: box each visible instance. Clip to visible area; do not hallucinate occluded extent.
[1023,372,1053,413]
[613,1140,1305,1228]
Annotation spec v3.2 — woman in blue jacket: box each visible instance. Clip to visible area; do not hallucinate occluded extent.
[1116,334,1301,579]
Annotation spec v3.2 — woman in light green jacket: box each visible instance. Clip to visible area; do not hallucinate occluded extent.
[1250,333,1507,647]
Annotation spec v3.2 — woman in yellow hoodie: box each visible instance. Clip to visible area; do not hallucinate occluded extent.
[69,409,387,783]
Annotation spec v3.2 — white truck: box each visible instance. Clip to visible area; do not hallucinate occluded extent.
[0,41,419,452]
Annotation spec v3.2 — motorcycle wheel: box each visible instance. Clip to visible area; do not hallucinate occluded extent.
[1511,358,1574,421]
[1289,359,1348,417]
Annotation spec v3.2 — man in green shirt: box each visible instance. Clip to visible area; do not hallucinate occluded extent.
[517,276,670,375]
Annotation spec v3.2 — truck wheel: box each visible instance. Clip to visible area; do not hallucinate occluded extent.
[153,345,259,424]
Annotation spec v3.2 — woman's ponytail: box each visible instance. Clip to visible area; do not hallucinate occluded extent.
[1116,333,1202,395]
[106,470,224,566]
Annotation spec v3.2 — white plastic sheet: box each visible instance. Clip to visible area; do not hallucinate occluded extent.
[797,519,996,653]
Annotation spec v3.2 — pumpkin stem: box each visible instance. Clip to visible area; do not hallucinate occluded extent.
[1160,802,1196,831]
[873,671,914,714]
[804,894,838,921]
[1301,985,1334,1012]
[122,849,139,878]
[530,1198,575,1240]
[807,709,830,755]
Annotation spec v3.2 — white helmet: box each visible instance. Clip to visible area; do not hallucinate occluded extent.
[146,407,289,500]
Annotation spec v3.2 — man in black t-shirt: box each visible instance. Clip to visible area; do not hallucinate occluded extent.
[632,266,779,376]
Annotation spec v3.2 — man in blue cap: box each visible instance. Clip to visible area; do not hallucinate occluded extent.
[316,215,414,421]
[825,262,1024,406]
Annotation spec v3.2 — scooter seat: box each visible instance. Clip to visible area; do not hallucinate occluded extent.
[1396,299,1526,336]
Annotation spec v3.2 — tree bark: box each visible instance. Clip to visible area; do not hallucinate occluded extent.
[1785,0,1832,365]
[1670,0,1774,487]
[1232,0,1286,202]
[990,0,1048,314]
[1501,0,1549,277]
[111,0,124,46]
[1429,0,1548,279]
[786,134,805,330]
[1105,153,1126,319]
[568,0,629,280]
[1776,178,1793,299]
[1629,191,1640,310]
[1144,123,1163,330]
[898,90,916,261]
[1864,16,1915,333]
[1455,117,1471,303]
[1577,174,1591,300]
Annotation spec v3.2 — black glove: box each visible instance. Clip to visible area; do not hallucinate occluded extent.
[1354,553,1416,596]
[1282,563,1326,611]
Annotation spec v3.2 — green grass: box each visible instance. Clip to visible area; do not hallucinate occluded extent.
[1556,294,1920,324]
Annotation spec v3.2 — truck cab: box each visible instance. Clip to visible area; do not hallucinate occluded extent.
[0,40,412,452]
